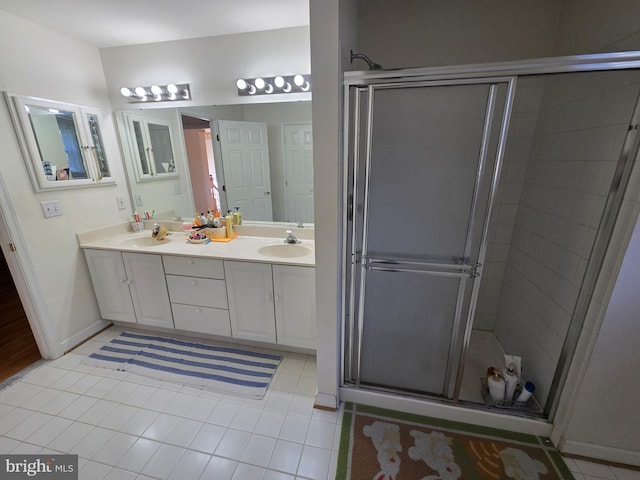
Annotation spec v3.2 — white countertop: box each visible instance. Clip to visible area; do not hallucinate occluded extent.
[78,229,315,267]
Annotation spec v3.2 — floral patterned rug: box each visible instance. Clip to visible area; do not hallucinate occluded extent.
[336,403,574,480]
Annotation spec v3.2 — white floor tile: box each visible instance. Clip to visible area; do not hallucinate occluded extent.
[199,455,238,480]
[92,431,138,465]
[264,391,294,414]
[231,462,265,480]
[66,374,102,395]
[58,395,99,420]
[189,423,227,454]
[230,405,263,431]
[118,409,159,436]
[142,413,181,442]
[241,434,278,467]
[117,437,162,473]
[102,380,138,402]
[288,396,314,418]
[21,387,61,411]
[79,460,112,480]
[97,403,138,430]
[207,401,241,427]
[279,415,310,443]
[296,445,332,480]
[84,377,120,398]
[183,396,218,421]
[254,410,285,438]
[48,422,93,452]
[5,412,54,441]
[267,440,303,474]
[305,420,336,450]
[263,470,296,480]
[575,459,618,479]
[77,399,118,425]
[2,383,44,406]
[123,384,159,407]
[167,449,211,480]
[39,391,80,416]
[25,416,74,447]
[104,467,138,480]
[141,444,185,480]
[215,428,252,460]
[144,388,178,412]
[163,392,198,417]
[164,418,203,448]
[72,426,115,459]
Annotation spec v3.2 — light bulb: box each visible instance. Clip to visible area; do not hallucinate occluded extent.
[120,87,132,97]
[247,85,256,95]
[151,85,162,95]
[293,74,305,86]
[300,81,310,92]
[236,79,248,90]
[167,83,178,94]
[274,76,285,88]
[264,84,273,94]
[254,77,265,89]
[283,82,292,93]
[135,86,147,97]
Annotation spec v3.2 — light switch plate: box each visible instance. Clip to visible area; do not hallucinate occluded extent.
[41,200,63,218]
[134,194,144,206]
[116,196,127,210]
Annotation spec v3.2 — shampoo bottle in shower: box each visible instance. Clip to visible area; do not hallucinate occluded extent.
[503,364,518,402]
[487,367,506,402]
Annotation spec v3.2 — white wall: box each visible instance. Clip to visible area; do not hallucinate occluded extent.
[0,11,133,355]
[100,27,311,109]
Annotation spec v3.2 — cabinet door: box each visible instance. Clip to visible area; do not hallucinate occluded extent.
[273,265,316,350]
[224,261,276,343]
[122,252,174,329]
[83,249,135,323]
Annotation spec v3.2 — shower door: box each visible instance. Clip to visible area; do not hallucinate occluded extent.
[344,77,515,398]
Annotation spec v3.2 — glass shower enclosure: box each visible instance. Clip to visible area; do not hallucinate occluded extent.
[342,55,640,419]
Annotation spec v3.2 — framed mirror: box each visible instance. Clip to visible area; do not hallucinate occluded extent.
[121,112,179,180]
[116,101,313,224]
[4,93,115,191]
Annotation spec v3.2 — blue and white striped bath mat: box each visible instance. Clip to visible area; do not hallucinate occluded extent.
[82,331,282,398]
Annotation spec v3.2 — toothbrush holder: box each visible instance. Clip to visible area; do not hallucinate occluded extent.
[131,221,145,232]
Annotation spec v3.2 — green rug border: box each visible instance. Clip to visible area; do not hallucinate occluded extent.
[335,402,575,480]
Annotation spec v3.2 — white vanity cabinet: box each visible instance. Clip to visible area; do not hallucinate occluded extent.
[273,265,316,350]
[163,255,231,337]
[224,261,316,349]
[224,261,277,343]
[84,249,173,328]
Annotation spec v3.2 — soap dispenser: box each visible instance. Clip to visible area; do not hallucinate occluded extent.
[233,206,242,225]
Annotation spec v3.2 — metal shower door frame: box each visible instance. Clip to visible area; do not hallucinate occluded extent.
[343,75,517,399]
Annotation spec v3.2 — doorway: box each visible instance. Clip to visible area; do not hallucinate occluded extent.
[0,247,41,382]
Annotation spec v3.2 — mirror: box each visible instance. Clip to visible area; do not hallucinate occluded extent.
[124,113,179,179]
[116,101,313,224]
[5,93,115,191]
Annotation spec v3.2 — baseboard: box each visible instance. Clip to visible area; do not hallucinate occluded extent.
[60,319,112,354]
[315,392,338,411]
[560,439,640,468]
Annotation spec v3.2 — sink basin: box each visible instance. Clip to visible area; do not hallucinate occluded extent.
[117,234,171,248]
[258,243,312,258]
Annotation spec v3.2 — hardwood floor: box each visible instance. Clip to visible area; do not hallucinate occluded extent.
[0,249,41,382]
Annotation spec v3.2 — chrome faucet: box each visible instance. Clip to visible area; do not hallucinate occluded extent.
[284,230,301,244]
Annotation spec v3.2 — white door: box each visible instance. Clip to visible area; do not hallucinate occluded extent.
[122,252,174,329]
[224,261,276,343]
[84,249,136,323]
[218,120,273,221]
[283,124,314,223]
[273,265,316,350]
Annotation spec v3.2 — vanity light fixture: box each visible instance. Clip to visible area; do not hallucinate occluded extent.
[236,74,311,96]
[120,83,192,103]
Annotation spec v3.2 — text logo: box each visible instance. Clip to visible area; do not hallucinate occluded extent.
[0,455,77,479]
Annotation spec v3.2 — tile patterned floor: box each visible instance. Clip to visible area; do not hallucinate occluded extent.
[0,326,638,480]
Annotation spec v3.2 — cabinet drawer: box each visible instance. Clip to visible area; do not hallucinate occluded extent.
[166,275,228,309]
[171,303,231,337]
[163,255,225,279]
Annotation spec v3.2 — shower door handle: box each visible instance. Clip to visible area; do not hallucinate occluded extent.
[365,257,481,279]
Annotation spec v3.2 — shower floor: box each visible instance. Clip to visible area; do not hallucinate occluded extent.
[459,330,506,404]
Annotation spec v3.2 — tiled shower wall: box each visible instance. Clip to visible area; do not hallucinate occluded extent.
[483,70,640,406]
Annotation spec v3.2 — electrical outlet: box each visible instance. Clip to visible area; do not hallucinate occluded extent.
[116,196,127,210]
[41,200,63,218]
[173,183,181,195]
[134,194,144,206]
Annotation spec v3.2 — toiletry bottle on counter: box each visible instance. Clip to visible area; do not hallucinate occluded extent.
[487,367,505,402]
[225,210,234,238]
[503,364,519,402]
[233,206,242,225]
